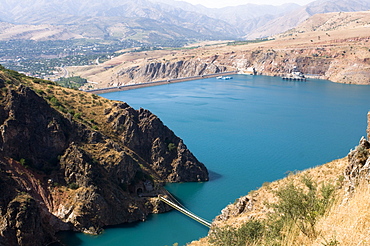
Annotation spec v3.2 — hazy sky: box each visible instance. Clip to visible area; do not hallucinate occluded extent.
[181,0,316,8]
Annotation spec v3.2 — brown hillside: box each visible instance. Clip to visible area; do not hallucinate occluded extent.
[66,11,370,88]
[0,22,82,41]
[0,66,208,246]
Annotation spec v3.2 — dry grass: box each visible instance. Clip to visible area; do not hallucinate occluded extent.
[278,178,370,246]
[312,180,370,246]
[188,157,362,246]
[27,77,119,137]
[211,158,348,229]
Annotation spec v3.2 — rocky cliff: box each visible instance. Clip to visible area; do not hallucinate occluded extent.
[73,11,370,88]
[106,42,370,87]
[0,66,208,246]
[108,57,230,86]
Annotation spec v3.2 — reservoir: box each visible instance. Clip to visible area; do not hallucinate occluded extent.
[59,75,370,246]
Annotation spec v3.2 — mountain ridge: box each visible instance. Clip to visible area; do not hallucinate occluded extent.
[246,0,370,38]
[0,66,209,245]
[3,0,370,43]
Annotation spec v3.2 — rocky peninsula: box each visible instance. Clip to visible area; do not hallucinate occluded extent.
[0,66,208,246]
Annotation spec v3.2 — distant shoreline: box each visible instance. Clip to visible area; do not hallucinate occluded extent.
[84,71,238,94]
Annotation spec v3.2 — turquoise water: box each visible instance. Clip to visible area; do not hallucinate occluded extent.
[59,75,370,246]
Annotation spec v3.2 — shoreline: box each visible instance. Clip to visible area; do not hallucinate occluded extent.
[84,71,238,94]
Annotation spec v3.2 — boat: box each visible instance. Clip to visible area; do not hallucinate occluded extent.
[222,76,233,80]
[281,72,306,81]
[282,66,306,81]
[216,76,223,79]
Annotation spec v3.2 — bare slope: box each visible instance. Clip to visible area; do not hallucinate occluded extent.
[245,0,370,39]
[0,22,82,41]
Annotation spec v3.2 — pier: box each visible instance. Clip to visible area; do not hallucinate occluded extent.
[282,76,307,81]
[158,195,212,228]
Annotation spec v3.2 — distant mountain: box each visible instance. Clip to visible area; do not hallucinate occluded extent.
[152,1,301,35]
[0,0,240,43]
[0,0,370,44]
[283,10,370,33]
[245,0,370,39]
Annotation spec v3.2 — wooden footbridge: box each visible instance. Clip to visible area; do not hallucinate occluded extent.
[158,195,212,228]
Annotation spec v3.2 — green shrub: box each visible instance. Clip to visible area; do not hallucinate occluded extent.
[34,89,45,95]
[19,158,27,167]
[68,182,79,190]
[209,220,264,246]
[74,112,82,119]
[168,143,176,151]
[49,96,61,107]
[56,76,87,89]
[209,175,336,246]
[57,106,68,113]
[268,175,335,238]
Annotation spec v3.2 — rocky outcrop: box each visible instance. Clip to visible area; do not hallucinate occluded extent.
[106,102,208,182]
[343,112,370,192]
[345,137,370,193]
[368,112,370,140]
[227,44,370,84]
[216,196,254,222]
[0,69,208,246]
[106,41,370,87]
[0,194,55,246]
[0,85,70,170]
[114,58,229,86]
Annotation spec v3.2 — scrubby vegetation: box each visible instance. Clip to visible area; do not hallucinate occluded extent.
[208,175,337,246]
[56,76,87,89]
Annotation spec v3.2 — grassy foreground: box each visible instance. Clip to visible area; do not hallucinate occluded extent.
[189,155,370,246]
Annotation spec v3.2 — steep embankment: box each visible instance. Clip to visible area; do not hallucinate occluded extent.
[189,114,370,246]
[69,11,370,88]
[0,66,208,246]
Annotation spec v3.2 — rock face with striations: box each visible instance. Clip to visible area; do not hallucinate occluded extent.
[0,67,208,246]
[106,102,208,182]
[114,58,228,85]
[344,113,370,193]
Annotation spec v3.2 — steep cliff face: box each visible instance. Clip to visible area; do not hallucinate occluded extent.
[0,85,71,171]
[113,58,229,85]
[73,30,370,89]
[100,41,370,88]
[0,67,208,246]
[344,111,370,191]
[345,136,370,192]
[218,43,370,84]
[106,103,208,182]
